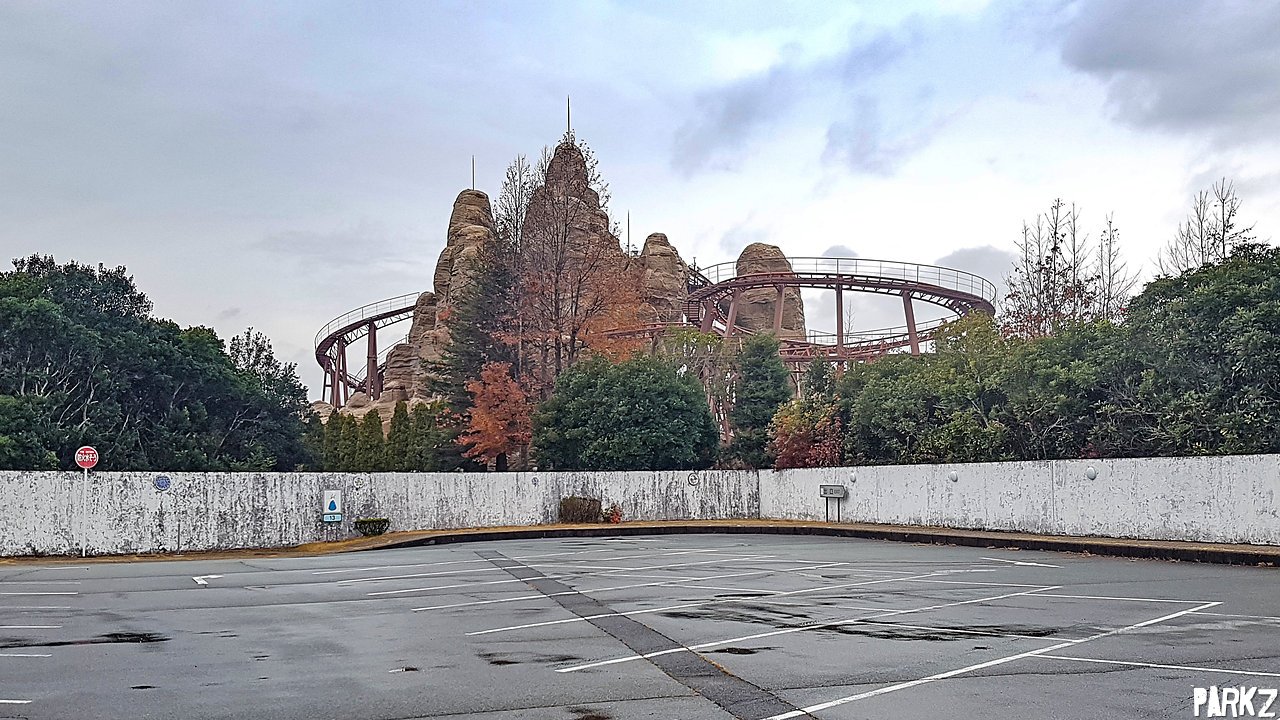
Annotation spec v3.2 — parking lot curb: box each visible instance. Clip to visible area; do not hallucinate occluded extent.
[363,520,1280,566]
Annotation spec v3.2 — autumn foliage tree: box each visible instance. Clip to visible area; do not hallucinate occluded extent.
[460,362,533,470]
[515,133,642,390]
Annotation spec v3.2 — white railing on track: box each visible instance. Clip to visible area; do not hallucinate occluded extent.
[799,317,950,345]
[314,292,421,349]
[693,257,997,304]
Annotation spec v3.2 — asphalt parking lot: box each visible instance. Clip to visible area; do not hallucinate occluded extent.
[2,533,1279,719]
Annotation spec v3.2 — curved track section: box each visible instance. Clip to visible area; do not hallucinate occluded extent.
[317,258,997,407]
[685,256,995,362]
[314,293,418,407]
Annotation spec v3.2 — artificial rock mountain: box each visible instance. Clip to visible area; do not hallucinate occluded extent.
[322,141,807,422]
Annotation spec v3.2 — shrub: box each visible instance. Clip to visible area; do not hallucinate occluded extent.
[605,503,623,524]
[559,496,602,523]
[354,518,390,536]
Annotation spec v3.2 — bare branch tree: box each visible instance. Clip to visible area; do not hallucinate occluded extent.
[519,135,632,391]
[1092,214,1138,322]
[1002,199,1098,338]
[1157,178,1256,275]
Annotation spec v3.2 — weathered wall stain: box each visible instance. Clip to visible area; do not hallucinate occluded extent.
[2,455,1276,556]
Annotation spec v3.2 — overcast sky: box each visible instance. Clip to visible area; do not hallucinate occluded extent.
[4,0,1278,397]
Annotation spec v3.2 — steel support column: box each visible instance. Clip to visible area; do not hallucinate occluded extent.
[902,292,920,356]
[835,284,845,373]
[335,340,349,406]
[700,299,716,333]
[773,285,785,333]
[366,321,380,400]
[328,359,341,408]
[725,290,741,337]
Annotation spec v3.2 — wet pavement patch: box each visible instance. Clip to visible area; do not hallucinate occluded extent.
[1,632,169,649]
[710,646,778,655]
[480,653,519,666]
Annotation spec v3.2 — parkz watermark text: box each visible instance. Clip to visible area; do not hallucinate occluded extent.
[1195,687,1279,718]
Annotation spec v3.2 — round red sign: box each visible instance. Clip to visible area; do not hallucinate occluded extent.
[75,446,99,470]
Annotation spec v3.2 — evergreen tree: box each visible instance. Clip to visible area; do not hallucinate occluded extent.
[726,334,792,468]
[406,402,450,472]
[385,401,412,472]
[299,412,325,471]
[432,247,517,411]
[533,356,717,471]
[355,411,386,471]
[0,255,311,471]
[322,413,344,471]
[804,359,835,399]
[336,413,360,472]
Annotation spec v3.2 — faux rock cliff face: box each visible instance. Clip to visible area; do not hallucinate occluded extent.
[732,242,807,339]
[333,143,813,421]
[637,233,688,323]
[526,142,623,263]
[340,190,496,423]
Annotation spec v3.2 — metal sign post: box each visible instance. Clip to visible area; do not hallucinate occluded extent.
[819,484,847,523]
[74,446,99,557]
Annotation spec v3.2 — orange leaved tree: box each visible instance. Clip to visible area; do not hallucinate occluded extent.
[460,362,532,470]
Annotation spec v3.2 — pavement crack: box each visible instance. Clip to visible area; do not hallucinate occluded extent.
[474,549,811,720]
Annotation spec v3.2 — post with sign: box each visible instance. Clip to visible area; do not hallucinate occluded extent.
[322,490,343,523]
[75,446,98,557]
[819,484,846,523]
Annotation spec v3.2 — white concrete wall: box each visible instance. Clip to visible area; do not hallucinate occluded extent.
[2,454,1276,556]
[0,469,758,556]
[759,455,1280,545]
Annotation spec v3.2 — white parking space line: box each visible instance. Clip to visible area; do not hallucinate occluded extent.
[907,578,1047,589]
[980,557,1060,568]
[0,625,61,629]
[557,585,1059,672]
[410,563,847,612]
[0,606,72,610]
[1192,611,1280,622]
[0,653,51,658]
[1034,654,1280,678]
[0,700,32,704]
[337,549,737,585]
[472,569,965,637]
[312,546,739,575]
[762,601,1222,719]
[366,556,773,594]
[1037,592,1210,604]
[0,592,77,596]
[0,581,81,585]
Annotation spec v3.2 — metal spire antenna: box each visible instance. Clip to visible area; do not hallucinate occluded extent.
[566,95,571,134]
[470,155,475,190]
[627,211,631,254]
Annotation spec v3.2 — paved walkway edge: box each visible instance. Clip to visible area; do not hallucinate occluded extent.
[367,521,1280,566]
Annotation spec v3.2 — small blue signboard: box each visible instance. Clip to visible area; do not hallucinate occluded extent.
[154,475,171,492]
[322,490,342,523]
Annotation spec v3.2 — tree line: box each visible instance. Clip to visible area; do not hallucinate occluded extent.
[0,256,312,471]
[3,165,1272,473]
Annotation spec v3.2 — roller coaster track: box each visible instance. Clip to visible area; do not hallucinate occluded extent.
[314,293,419,407]
[315,257,996,407]
[681,256,996,363]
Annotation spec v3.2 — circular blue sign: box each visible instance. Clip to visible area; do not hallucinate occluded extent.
[154,475,171,492]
